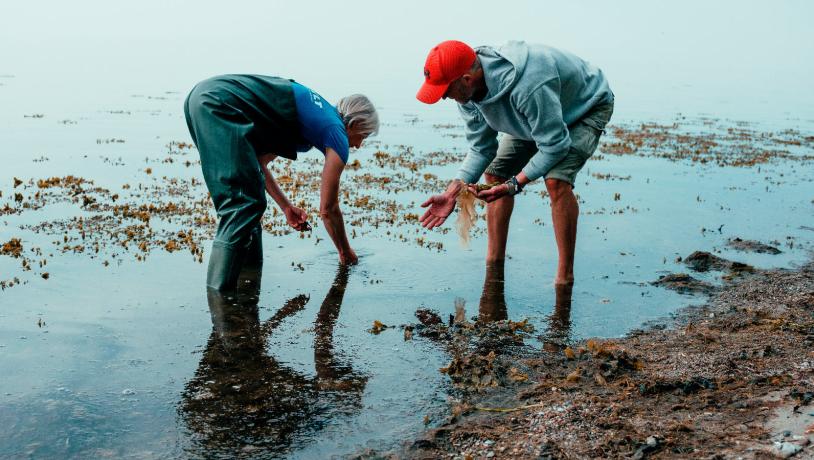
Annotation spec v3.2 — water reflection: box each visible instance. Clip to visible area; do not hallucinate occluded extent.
[476,261,573,347]
[179,265,366,457]
[544,283,574,349]
[477,262,508,324]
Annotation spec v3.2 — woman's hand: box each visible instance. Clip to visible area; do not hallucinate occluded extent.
[283,206,310,231]
[339,247,358,265]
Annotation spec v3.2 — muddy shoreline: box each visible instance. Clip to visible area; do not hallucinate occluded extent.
[379,251,814,459]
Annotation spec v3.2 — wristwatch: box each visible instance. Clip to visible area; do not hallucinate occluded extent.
[505,176,524,196]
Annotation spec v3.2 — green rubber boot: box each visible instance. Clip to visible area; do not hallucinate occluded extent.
[206,241,246,292]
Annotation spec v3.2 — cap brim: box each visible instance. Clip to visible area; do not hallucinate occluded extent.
[416,81,448,104]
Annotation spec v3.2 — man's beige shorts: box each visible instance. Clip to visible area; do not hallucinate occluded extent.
[484,101,614,187]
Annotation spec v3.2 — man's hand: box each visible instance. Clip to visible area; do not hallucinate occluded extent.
[419,193,457,229]
[339,247,358,265]
[475,184,511,203]
[283,206,310,231]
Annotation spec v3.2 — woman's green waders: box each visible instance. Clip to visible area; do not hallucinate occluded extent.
[184,75,301,291]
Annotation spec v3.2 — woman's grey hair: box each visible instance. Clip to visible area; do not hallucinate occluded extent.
[336,94,380,137]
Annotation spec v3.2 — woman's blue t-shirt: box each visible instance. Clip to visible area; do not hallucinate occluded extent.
[291,82,349,164]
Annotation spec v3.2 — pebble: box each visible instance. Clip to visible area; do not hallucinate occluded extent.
[790,436,810,447]
[486,451,494,458]
[483,440,494,447]
[121,388,136,395]
[773,441,802,458]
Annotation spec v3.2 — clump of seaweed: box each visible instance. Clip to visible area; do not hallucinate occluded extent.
[455,182,502,248]
[1,238,23,258]
[455,186,477,248]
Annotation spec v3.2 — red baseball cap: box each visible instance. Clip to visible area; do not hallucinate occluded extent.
[416,40,476,104]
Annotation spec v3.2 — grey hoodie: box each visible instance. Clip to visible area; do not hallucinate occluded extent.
[455,41,613,183]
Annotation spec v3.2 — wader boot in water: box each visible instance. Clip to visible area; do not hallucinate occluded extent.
[183,75,300,291]
[237,224,263,287]
[205,224,264,291]
[206,237,253,292]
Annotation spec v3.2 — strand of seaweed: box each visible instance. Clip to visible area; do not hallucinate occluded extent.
[455,186,480,249]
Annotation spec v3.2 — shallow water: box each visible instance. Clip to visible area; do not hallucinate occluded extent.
[1,84,813,457]
[3,5,814,454]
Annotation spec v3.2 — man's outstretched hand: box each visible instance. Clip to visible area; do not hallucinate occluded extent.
[419,193,456,229]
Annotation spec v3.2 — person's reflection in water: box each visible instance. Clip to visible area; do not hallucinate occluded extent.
[476,261,573,350]
[477,261,508,324]
[179,265,366,456]
[543,282,574,351]
[314,265,368,397]
[473,261,518,353]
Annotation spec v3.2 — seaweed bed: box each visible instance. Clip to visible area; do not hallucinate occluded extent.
[2,117,812,291]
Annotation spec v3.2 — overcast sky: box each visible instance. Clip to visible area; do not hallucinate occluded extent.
[2,0,813,119]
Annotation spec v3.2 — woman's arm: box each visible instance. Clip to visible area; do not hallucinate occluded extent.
[258,153,309,231]
[258,154,288,209]
[320,148,357,264]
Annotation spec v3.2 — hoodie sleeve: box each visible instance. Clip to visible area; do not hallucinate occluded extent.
[455,103,499,184]
[517,78,571,181]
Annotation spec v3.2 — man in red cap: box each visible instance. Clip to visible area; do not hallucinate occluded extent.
[417,40,613,292]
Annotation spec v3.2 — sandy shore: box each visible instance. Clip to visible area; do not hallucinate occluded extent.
[383,251,814,459]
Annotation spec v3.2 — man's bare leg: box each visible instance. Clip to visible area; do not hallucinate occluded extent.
[484,173,513,263]
[545,178,578,286]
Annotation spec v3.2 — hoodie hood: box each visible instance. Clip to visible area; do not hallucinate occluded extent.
[475,41,529,104]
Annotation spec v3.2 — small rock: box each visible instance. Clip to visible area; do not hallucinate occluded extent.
[650,273,716,295]
[486,452,494,458]
[121,388,136,395]
[727,237,782,254]
[790,436,810,447]
[483,440,494,447]
[773,441,802,458]
[192,389,214,401]
[632,436,660,459]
